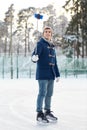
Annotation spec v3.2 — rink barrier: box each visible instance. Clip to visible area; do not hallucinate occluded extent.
[0,54,87,79]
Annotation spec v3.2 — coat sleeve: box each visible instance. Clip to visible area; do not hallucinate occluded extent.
[32,42,43,56]
[54,55,60,77]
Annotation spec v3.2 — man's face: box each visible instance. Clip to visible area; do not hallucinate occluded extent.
[43,29,52,41]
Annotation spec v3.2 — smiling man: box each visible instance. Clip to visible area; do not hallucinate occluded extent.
[32,26,60,123]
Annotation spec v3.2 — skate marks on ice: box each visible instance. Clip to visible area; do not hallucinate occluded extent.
[8,96,80,130]
[9,96,58,129]
[0,88,58,130]
[0,79,87,130]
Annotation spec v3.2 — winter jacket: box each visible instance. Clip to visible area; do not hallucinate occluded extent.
[32,38,60,80]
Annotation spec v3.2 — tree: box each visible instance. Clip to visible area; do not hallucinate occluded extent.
[42,5,68,46]
[63,0,87,58]
[4,4,14,79]
[0,21,8,54]
[17,7,35,56]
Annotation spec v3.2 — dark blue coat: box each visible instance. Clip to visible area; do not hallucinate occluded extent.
[32,38,60,80]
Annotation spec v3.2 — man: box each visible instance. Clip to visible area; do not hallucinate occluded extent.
[31,26,60,123]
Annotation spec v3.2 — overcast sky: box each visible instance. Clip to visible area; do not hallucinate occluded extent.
[0,0,66,20]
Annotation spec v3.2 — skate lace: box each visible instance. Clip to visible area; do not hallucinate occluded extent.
[41,113,47,120]
[46,111,55,117]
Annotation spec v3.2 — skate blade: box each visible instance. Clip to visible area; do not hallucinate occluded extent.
[48,119,57,123]
[37,121,49,126]
[37,119,49,125]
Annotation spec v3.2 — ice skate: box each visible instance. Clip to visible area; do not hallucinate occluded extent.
[45,110,58,122]
[37,111,49,124]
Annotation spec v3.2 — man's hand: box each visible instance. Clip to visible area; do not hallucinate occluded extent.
[56,77,60,82]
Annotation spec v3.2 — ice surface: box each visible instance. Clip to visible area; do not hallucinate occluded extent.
[0,78,87,130]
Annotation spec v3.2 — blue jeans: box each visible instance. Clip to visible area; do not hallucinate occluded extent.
[36,80,54,112]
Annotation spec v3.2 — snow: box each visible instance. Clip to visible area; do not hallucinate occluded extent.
[0,78,87,130]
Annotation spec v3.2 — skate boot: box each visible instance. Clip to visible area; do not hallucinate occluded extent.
[45,110,58,121]
[37,111,49,123]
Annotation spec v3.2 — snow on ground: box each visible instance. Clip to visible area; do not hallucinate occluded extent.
[0,78,87,130]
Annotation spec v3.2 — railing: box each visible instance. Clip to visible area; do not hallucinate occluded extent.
[0,54,87,79]
[60,69,87,78]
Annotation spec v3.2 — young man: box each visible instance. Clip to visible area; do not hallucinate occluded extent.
[31,26,60,123]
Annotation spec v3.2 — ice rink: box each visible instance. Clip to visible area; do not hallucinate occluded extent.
[0,78,87,130]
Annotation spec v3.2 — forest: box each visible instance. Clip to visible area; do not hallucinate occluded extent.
[0,0,87,78]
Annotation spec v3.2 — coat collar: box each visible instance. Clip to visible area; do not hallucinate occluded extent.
[40,38,55,47]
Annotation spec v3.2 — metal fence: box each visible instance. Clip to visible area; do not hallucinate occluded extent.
[0,54,87,79]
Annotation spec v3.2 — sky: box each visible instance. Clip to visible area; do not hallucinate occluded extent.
[0,0,67,20]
